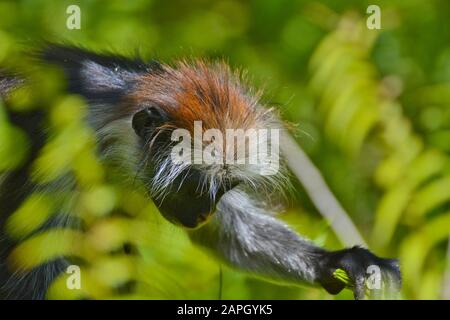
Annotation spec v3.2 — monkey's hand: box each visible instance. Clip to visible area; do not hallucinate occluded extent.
[318,246,401,300]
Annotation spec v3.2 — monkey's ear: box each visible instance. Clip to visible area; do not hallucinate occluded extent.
[39,43,162,103]
[132,105,167,139]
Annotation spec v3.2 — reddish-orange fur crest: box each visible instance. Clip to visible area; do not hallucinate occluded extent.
[131,60,272,135]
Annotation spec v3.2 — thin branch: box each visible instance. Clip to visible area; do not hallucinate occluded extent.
[442,237,450,300]
[281,130,367,247]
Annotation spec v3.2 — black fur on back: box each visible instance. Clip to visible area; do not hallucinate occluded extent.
[0,68,75,299]
[38,43,163,105]
[0,103,63,299]
[0,45,162,299]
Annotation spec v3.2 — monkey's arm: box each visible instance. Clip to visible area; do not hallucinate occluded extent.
[190,188,401,299]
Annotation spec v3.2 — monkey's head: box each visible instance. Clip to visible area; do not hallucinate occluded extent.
[42,45,286,229]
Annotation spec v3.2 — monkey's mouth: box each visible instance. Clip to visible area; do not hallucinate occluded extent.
[175,211,214,229]
[151,194,216,228]
[190,212,214,229]
[151,176,227,229]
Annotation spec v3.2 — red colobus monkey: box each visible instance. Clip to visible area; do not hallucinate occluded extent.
[0,44,400,299]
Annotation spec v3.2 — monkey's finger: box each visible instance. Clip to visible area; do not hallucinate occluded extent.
[353,275,366,300]
[322,279,346,295]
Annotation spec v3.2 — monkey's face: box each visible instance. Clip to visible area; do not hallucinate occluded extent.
[128,61,281,229]
[131,104,231,228]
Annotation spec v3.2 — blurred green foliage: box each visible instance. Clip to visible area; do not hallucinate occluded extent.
[0,0,449,299]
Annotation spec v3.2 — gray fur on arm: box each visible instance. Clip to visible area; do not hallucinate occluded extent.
[189,188,327,286]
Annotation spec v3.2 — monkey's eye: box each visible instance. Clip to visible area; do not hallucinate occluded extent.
[132,105,166,138]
